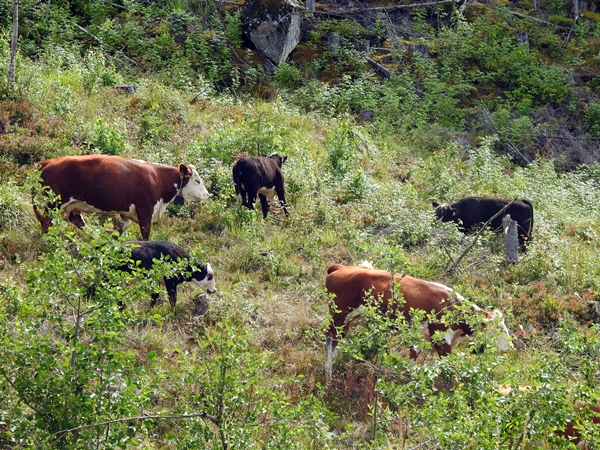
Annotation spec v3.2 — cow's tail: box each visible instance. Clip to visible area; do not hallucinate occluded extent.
[232,165,243,202]
[522,199,534,240]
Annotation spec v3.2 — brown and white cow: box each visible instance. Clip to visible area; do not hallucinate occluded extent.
[33,155,209,240]
[325,263,511,384]
[232,153,289,219]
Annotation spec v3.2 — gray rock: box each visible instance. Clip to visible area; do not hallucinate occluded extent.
[243,0,303,69]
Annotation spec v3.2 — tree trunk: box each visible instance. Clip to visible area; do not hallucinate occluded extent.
[503,214,519,264]
[45,0,51,27]
[8,0,19,88]
[306,0,315,12]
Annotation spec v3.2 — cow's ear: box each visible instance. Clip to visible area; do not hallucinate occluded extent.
[432,201,439,208]
[282,156,287,164]
[179,164,191,177]
[452,208,458,216]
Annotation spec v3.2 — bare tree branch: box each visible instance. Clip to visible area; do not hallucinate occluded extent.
[450,198,517,272]
[8,0,19,88]
[48,412,221,440]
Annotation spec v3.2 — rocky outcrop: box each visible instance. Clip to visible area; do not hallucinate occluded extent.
[242,0,303,70]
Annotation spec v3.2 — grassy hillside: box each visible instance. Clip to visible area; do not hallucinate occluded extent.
[1,2,600,449]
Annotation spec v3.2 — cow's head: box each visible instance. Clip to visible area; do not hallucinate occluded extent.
[268,153,287,168]
[191,262,217,294]
[432,201,458,223]
[178,164,209,201]
[484,309,512,352]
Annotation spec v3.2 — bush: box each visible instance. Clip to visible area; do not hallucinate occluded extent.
[82,51,123,93]
[0,224,152,447]
[91,117,127,155]
[274,62,302,89]
[585,100,600,138]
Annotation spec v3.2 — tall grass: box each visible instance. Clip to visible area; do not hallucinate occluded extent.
[1,44,600,449]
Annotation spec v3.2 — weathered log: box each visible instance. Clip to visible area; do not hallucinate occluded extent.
[367,58,391,79]
[503,214,519,264]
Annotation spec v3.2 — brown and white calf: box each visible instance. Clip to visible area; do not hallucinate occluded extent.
[232,153,289,219]
[33,155,209,240]
[324,263,511,384]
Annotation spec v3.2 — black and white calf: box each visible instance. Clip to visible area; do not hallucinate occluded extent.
[232,153,289,219]
[122,240,216,307]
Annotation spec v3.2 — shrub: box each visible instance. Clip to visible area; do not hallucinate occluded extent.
[81,51,123,93]
[274,62,302,89]
[548,14,575,26]
[585,100,600,138]
[0,224,153,447]
[326,119,356,177]
[91,117,127,155]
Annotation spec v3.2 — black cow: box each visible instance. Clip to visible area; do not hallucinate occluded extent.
[122,240,216,307]
[232,153,289,219]
[432,197,534,248]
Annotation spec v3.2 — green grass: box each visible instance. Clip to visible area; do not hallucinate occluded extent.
[1,48,600,449]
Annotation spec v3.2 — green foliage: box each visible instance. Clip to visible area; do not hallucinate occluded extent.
[223,12,243,48]
[285,75,379,117]
[91,117,127,155]
[582,11,600,22]
[171,317,334,448]
[138,111,172,145]
[274,62,302,89]
[432,15,571,112]
[185,29,233,84]
[0,182,33,233]
[584,100,600,138]
[309,19,366,44]
[0,222,152,447]
[548,14,574,26]
[82,51,123,93]
[326,119,356,177]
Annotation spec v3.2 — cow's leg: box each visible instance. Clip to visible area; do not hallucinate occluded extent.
[429,323,453,357]
[137,209,152,240]
[241,189,250,208]
[409,347,421,364]
[245,192,256,211]
[68,212,86,228]
[150,292,160,308]
[411,320,432,364]
[165,279,178,307]
[258,194,269,218]
[275,186,289,216]
[236,184,248,207]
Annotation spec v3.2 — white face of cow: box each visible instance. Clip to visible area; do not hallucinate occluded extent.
[192,263,216,294]
[179,165,209,201]
[485,310,512,352]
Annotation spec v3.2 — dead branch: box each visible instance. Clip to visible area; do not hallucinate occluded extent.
[75,24,138,66]
[48,412,221,440]
[449,198,517,272]
[471,2,570,29]
[336,0,456,13]
[477,107,531,164]
[367,58,391,79]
